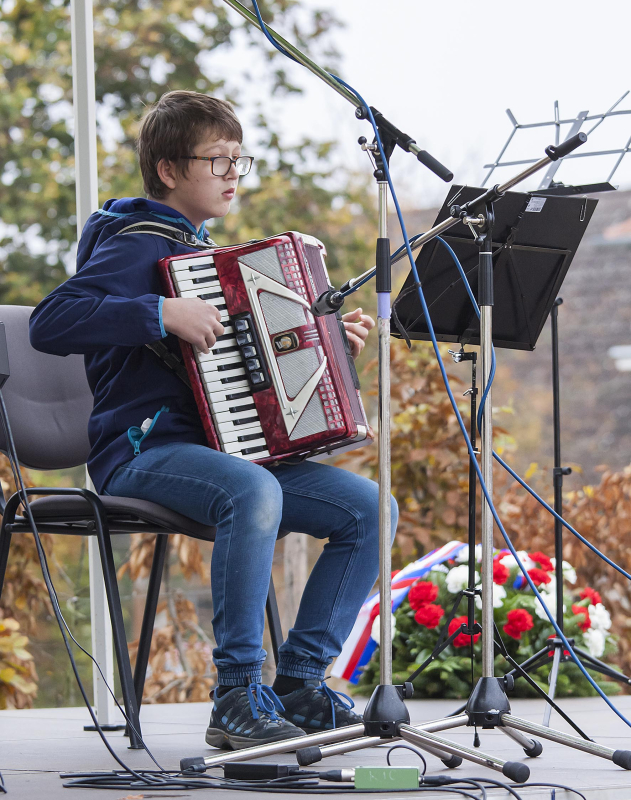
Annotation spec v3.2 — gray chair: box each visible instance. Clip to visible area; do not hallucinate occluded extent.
[0,305,284,747]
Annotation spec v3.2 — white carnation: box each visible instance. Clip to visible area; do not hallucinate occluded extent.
[500,551,535,572]
[446,564,478,594]
[551,558,577,584]
[475,584,507,609]
[588,603,612,632]
[534,591,565,621]
[371,614,396,645]
[455,544,483,563]
[583,628,606,658]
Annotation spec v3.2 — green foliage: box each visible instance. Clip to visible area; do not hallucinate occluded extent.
[0,0,370,304]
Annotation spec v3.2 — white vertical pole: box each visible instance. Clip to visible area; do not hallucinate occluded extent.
[71,0,119,724]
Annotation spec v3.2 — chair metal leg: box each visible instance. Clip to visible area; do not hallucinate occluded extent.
[91,512,143,748]
[266,578,283,666]
[0,522,13,600]
[133,534,168,708]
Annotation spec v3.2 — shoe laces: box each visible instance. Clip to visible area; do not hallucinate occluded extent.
[316,677,355,729]
[246,683,285,722]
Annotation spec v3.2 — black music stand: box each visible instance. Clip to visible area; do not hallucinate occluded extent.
[391,185,603,719]
[392,185,597,351]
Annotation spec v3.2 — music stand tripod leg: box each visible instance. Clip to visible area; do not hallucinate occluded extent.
[542,645,562,727]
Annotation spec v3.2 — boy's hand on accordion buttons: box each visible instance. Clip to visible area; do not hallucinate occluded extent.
[342,308,375,359]
[162,297,224,354]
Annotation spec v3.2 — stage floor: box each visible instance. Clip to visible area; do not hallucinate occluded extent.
[2,695,631,799]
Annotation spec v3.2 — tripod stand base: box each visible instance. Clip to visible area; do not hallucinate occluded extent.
[363,683,412,736]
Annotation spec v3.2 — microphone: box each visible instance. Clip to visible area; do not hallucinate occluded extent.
[311,288,345,317]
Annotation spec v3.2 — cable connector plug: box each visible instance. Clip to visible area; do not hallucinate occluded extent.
[180,756,207,773]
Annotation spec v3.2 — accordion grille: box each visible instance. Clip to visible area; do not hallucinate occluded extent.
[289,393,327,441]
[259,291,306,334]
[238,250,286,285]
[277,348,320,399]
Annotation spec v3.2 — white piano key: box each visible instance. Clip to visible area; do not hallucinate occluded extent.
[209,342,240,358]
[217,417,261,435]
[199,356,244,374]
[202,372,248,393]
[211,395,254,415]
[198,339,240,362]
[223,436,267,454]
[231,448,270,461]
[219,423,264,444]
[172,272,218,290]
[206,384,252,405]
[175,268,219,292]
[215,325,234,338]
[179,282,222,299]
[170,256,215,273]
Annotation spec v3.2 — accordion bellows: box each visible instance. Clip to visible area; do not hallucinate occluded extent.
[158,231,372,464]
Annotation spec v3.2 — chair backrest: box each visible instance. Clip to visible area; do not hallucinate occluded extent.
[0,305,92,470]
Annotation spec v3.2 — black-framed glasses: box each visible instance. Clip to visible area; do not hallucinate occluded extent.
[178,155,254,177]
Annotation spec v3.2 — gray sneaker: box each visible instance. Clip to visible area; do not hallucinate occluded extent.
[278,679,363,734]
[206,683,305,750]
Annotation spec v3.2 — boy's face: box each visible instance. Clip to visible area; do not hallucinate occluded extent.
[156,135,242,229]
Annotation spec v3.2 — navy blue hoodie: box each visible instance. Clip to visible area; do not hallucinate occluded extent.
[29,197,215,493]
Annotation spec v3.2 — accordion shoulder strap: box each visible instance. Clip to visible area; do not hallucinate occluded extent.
[116,221,212,388]
[117,220,217,250]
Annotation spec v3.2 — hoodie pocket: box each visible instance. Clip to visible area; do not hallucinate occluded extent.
[127,405,169,455]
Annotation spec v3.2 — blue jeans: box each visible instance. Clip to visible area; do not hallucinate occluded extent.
[104,442,398,686]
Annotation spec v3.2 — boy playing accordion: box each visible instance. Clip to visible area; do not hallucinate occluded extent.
[30,90,397,749]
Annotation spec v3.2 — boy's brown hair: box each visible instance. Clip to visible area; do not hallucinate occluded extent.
[137,91,243,199]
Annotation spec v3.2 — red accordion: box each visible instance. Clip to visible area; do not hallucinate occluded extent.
[158,232,372,464]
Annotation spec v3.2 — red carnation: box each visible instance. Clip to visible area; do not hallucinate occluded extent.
[408,581,439,610]
[414,603,444,629]
[449,615,481,648]
[572,603,591,631]
[493,560,510,585]
[502,608,534,640]
[529,551,554,572]
[579,587,602,606]
[528,568,552,586]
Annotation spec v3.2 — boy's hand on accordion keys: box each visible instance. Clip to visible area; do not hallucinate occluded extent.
[342,308,375,359]
[162,297,225,353]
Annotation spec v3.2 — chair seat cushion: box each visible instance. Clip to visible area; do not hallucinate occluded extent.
[23,495,216,541]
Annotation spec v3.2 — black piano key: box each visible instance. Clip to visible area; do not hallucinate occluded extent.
[211,345,240,356]
[220,375,246,385]
[237,432,265,443]
[199,291,224,301]
[189,262,215,271]
[232,415,260,427]
[225,390,251,401]
[217,361,242,372]
[228,403,256,413]
[241,444,268,455]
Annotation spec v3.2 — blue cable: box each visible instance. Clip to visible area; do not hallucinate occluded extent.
[247,0,631,729]
[435,237,631,583]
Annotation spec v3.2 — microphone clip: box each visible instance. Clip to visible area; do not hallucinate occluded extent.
[311,288,344,317]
